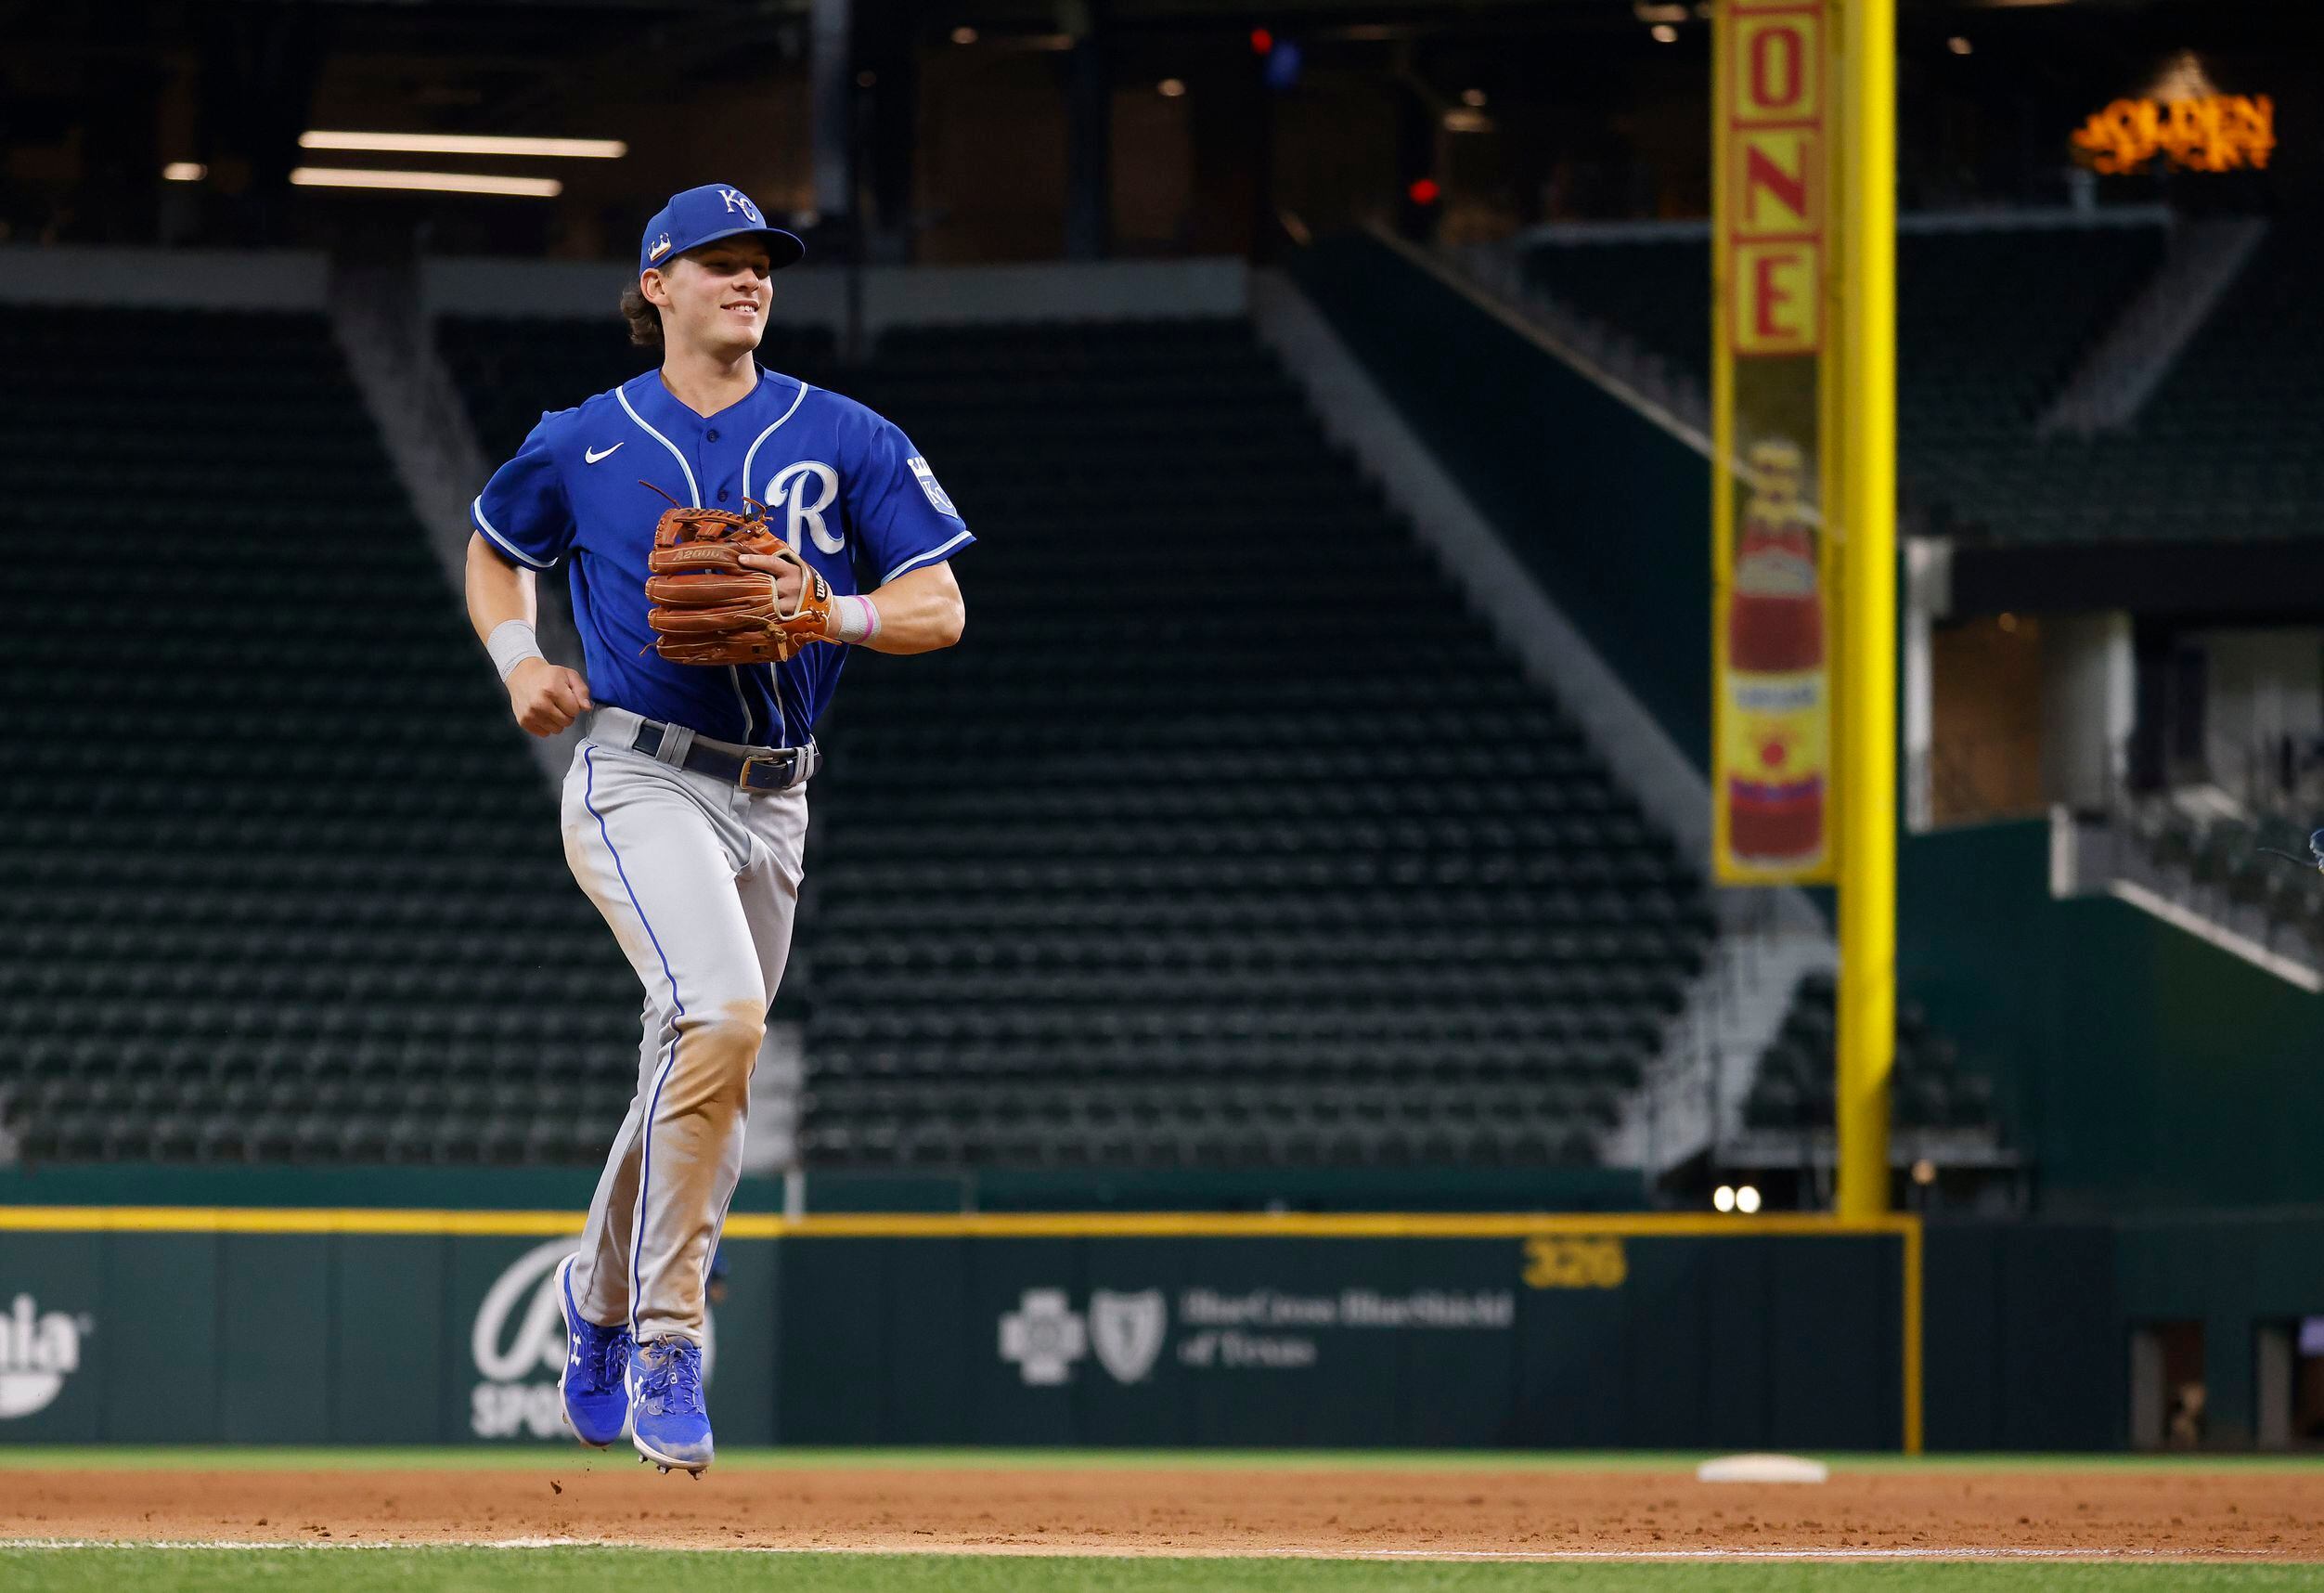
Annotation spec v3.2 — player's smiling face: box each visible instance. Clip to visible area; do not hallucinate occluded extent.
[647,240,774,356]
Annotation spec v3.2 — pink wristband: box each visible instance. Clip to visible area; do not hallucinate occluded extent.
[833,593,882,643]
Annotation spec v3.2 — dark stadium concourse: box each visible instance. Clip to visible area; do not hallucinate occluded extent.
[8,0,2321,265]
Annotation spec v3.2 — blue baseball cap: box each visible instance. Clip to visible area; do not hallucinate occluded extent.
[639,183,806,277]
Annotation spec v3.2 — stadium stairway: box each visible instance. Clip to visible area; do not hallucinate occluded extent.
[0,306,651,1166]
[440,309,1720,1176]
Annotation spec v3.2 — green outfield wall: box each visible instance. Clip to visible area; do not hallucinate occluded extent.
[1903,820,2324,1214]
[0,1211,1908,1450]
[770,1220,1904,1449]
[6,1201,2315,1451]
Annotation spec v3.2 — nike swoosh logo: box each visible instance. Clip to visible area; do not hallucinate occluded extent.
[585,442,625,464]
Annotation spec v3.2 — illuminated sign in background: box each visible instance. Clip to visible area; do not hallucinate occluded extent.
[2072,93,2275,175]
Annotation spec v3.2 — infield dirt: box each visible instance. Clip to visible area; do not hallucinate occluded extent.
[5,1463,2323,1559]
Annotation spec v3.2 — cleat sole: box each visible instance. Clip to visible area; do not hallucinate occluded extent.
[631,1431,713,1475]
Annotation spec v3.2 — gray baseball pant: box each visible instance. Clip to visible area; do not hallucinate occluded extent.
[558,706,809,1347]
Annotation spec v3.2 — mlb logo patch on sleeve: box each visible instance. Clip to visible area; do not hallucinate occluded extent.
[908,457,959,518]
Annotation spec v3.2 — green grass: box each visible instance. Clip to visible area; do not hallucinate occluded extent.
[3,1549,2324,1593]
[6,1446,2324,1473]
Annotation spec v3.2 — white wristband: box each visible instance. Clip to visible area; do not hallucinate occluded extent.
[486,619,547,681]
[832,594,882,644]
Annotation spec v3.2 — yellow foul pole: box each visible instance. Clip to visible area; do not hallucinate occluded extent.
[1832,0,1898,1223]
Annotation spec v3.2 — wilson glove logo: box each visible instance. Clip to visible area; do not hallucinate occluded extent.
[0,1293,89,1419]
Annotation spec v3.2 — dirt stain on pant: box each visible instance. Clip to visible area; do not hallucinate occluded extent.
[630,997,762,1344]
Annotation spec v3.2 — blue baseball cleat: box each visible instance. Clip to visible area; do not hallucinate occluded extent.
[555,1254,631,1449]
[628,1337,713,1473]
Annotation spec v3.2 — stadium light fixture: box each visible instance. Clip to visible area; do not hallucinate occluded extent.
[161,162,207,182]
[299,131,626,160]
[289,168,563,198]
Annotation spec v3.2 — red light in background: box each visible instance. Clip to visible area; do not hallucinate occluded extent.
[1407,177,1440,205]
[1250,27,1273,53]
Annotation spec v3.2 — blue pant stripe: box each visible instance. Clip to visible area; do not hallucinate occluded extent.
[582,745,686,1340]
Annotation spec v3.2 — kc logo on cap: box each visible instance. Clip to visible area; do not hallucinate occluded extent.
[639,183,804,277]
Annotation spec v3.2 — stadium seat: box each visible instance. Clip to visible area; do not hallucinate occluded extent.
[1740,973,1997,1141]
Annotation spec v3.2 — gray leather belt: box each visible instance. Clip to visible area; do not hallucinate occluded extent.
[629,718,819,792]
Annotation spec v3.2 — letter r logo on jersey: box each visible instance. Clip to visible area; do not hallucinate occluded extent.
[764,460,843,555]
[719,188,765,226]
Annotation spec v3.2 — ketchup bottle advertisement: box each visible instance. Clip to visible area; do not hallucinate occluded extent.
[1722,438,1828,871]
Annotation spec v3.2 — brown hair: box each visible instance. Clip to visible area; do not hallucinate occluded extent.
[619,282,663,348]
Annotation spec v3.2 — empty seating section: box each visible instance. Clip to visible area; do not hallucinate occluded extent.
[2120,802,2324,962]
[1954,223,2324,543]
[795,320,1713,1169]
[1894,229,2163,512]
[1742,972,1995,1134]
[1523,224,2172,541]
[444,314,1714,1170]
[0,309,644,1164]
[4,306,1711,1172]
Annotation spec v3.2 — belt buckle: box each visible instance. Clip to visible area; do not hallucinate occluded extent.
[738,752,791,791]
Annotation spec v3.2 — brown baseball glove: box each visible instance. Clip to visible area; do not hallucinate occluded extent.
[642,503,833,666]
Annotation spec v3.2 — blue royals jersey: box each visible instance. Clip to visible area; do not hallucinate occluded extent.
[471,366,972,747]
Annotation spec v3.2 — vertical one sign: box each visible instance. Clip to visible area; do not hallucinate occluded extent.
[1713,0,1837,884]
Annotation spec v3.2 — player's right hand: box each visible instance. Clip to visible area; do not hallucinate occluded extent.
[506,659,593,736]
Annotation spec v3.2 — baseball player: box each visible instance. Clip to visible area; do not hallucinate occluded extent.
[463,182,971,1472]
